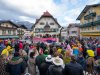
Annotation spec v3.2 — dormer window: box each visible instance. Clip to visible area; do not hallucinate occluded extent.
[40,22,44,25]
[50,23,54,25]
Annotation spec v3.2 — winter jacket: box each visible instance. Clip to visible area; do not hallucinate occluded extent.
[35,54,45,69]
[19,42,23,49]
[35,54,45,75]
[28,58,36,75]
[6,57,26,75]
[77,57,86,70]
[40,62,52,75]
[63,62,84,75]
[46,65,63,75]
[97,47,100,56]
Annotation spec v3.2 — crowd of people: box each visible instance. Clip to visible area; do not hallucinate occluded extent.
[0,37,100,75]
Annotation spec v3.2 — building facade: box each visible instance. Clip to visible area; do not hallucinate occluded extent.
[77,4,100,38]
[17,25,27,39]
[32,11,62,38]
[0,21,19,39]
[61,27,68,41]
[67,23,80,37]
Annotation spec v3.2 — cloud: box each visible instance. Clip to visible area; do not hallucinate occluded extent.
[19,16,35,23]
[0,0,100,27]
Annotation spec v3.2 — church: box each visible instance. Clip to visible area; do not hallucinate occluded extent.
[32,11,62,38]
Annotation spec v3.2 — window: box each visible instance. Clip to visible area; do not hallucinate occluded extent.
[50,23,54,25]
[35,28,40,32]
[96,25,100,30]
[96,15,100,20]
[6,24,8,27]
[53,29,56,32]
[72,31,77,34]
[40,29,44,32]
[40,22,44,25]
[8,30,11,34]
[2,30,6,35]
[13,30,16,35]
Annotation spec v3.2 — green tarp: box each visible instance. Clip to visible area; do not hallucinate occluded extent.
[0,36,19,38]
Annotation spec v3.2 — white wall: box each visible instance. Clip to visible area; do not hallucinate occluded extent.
[33,17,61,36]
[68,27,79,37]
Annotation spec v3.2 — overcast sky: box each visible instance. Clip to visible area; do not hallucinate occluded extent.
[0,0,100,26]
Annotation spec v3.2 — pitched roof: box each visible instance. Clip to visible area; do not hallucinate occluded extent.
[42,11,52,17]
[32,11,61,29]
[76,3,100,20]
[67,23,80,28]
[20,25,27,29]
[0,20,19,28]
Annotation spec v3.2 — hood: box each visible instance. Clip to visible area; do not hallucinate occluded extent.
[9,57,23,65]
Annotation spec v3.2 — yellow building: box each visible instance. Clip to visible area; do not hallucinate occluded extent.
[77,4,100,38]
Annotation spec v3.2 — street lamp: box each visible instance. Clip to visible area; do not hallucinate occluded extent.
[59,27,63,42]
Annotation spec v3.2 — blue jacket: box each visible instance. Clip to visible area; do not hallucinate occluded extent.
[6,57,26,75]
[63,62,84,75]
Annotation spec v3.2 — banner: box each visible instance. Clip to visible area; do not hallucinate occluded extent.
[33,38,58,43]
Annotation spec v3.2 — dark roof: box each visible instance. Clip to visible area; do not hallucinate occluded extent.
[67,23,80,28]
[32,11,61,29]
[0,20,19,27]
[20,25,27,29]
[76,3,100,20]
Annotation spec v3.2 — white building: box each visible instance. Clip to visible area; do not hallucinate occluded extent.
[32,11,62,38]
[0,21,19,39]
[67,23,80,37]
[61,27,68,40]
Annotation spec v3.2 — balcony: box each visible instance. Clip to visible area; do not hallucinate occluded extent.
[80,20,100,28]
[84,12,96,20]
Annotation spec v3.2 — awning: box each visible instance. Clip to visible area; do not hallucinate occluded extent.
[0,36,19,39]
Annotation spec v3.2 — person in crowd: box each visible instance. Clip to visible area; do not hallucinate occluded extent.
[95,58,100,75]
[0,55,9,75]
[19,41,23,50]
[0,40,6,54]
[24,43,30,54]
[19,49,28,64]
[63,50,71,64]
[43,50,49,58]
[35,48,45,75]
[86,57,95,74]
[46,57,64,75]
[63,55,84,75]
[72,45,79,57]
[1,45,13,58]
[40,55,53,75]
[14,42,19,52]
[77,53,86,70]
[97,43,100,59]
[6,52,26,75]
[28,52,36,75]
